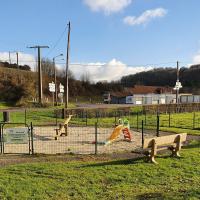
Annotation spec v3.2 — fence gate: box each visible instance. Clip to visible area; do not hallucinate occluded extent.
[0,123,33,154]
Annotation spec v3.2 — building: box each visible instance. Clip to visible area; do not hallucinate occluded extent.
[103,85,175,105]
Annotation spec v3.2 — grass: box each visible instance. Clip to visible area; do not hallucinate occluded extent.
[70,111,200,135]
[0,141,199,199]
[0,105,200,135]
[0,102,11,109]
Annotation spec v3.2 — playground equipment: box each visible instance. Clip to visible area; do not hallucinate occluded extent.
[105,118,132,145]
[55,115,73,140]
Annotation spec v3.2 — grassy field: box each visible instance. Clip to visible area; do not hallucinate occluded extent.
[0,102,11,109]
[0,106,200,135]
[0,141,199,199]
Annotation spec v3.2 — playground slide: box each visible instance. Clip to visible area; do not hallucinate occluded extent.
[105,125,124,145]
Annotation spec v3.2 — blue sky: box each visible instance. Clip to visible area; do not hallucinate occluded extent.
[0,0,200,81]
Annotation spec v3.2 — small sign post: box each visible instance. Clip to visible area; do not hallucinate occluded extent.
[173,81,182,103]
[49,82,55,105]
[58,84,64,103]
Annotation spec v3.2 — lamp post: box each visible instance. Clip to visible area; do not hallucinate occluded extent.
[53,54,63,106]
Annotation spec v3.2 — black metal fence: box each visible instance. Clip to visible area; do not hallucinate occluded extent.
[0,108,199,155]
[0,122,33,154]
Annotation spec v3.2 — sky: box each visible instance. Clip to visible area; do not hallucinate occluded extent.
[0,0,200,82]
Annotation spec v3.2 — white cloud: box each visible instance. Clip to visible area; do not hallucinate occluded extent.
[84,0,132,14]
[193,51,200,64]
[68,59,153,82]
[0,52,36,70]
[123,8,167,26]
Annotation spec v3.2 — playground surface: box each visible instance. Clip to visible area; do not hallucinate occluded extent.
[3,126,155,155]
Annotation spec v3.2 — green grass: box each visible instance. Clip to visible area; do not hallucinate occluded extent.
[0,141,199,199]
[0,102,11,109]
[1,106,200,135]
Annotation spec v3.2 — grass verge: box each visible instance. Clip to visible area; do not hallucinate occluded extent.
[0,141,199,199]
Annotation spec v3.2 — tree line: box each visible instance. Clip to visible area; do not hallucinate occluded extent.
[1,59,199,105]
[121,65,200,94]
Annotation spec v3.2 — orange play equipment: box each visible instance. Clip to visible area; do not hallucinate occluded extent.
[105,119,132,145]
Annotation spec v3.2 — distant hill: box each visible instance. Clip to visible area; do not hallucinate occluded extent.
[121,65,200,94]
[0,65,123,105]
[0,61,31,71]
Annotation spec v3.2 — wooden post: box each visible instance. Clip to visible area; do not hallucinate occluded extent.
[149,139,158,164]
[173,135,181,157]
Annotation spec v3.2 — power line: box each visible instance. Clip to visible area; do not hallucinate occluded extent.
[0,58,198,68]
[45,26,67,57]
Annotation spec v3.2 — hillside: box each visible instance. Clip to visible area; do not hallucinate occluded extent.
[0,66,123,105]
[121,65,200,94]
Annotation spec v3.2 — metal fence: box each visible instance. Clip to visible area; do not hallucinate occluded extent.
[0,108,199,155]
[0,122,33,154]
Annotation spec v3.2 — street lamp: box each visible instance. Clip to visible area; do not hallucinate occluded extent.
[53,53,63,106]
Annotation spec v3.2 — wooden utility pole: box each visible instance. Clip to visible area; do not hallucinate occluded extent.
[65,21,71,108]
[16,52,19,68]
[176,61,179,104]
[28,45,49,104]
[53,53,63,106]
[9,51,11,64]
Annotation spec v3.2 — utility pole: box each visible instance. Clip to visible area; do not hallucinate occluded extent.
[173,61,182,105]
[53,54,63,106]
[65,21,71,108]
[27,45,49,104]
[8,51,11,64]
[176,61,179,104]
[16,52,19,68]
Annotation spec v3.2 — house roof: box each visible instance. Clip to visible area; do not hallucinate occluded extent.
[110,85,173,97]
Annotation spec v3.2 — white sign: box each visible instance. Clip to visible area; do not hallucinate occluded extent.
[173,81,182,90]
[59,84,64,93]
[4,128,29,144]
[49,82,55,92]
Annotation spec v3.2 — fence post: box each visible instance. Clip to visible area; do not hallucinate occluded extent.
[142,120,144,148]
[61,108,65,119]
[25,109,27,125]
[114,111,117,125]
[137,112,139,131]
[169,111,171,127]
[156,115,160,137]
[30,122,34,155]
[85,111,88,126]
[95,122,98,154]
[0,124,2,154]
[193,112,196,129]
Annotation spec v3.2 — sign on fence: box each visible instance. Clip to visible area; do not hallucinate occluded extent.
[4,128,29,144]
